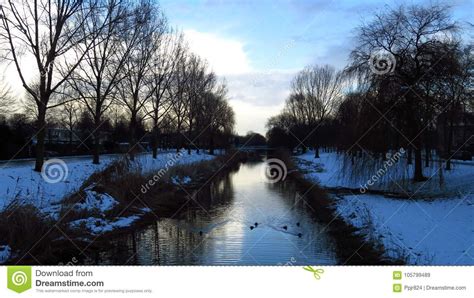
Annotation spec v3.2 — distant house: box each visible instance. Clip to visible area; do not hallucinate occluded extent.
[44,128,82,145]
[33,128,111,146]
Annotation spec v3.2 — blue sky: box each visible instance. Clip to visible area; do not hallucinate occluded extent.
[160,0,473,135]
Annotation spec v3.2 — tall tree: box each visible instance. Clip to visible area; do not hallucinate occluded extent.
[146,30,185,158]
[117,0,166,160]
[0,0,106,171]
[69,0,138,164]
[288,64,344,157]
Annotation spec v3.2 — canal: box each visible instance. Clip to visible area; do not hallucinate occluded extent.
[90,159,338,265]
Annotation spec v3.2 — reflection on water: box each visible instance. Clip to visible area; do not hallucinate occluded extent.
[91,161,337,265]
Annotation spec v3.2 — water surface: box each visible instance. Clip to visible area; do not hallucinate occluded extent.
[91,160,337,265]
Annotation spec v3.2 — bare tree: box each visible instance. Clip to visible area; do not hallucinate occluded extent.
[146,30,185,158]
[184,54,216,154]
[0,80,14,115]
[289,64,344,157]
[200,83,234,154]
[168,51,190,152]
[68,0,138,164]
[117,0,166,160]
[0,0,106,171]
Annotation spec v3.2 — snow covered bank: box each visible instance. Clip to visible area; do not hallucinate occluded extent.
[0,155,117,211]
[295,151,473,265]
[0,150,218,264]
[334,194,473,265]
[69,215,141,235]
[0,150,215,212]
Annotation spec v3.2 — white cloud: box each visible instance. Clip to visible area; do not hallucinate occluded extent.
[183,29,251,75]
[225,70,294,106]
[225,70,294,134]
[229,98,284,136]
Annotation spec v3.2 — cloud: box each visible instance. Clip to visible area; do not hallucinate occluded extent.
[183,29,251,75]
[225,70,295,135]
[229,98,284,136]
[225,70,294,106]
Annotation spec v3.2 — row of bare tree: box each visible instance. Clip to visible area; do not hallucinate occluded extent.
[267,4,473,181]
[0,0,235,171]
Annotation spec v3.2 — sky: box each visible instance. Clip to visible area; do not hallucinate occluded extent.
[160,0,473,135]
[1,0,472,135]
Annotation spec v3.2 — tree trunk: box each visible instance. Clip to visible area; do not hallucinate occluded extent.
[187,120,192,155]
[446,114,454,170]
[407,148,413,165]
[92,114,101,164]
[93,135,100,164]
[151,138,158,159]
[151,124,158,159]
[187,132,192,155]
[314,145,320,158]
[129,112,137,161]
[209,131,215,155]
[425,147,429,167]
[69,129,73,155]
[413,147,425,181]
[34,105,47,172]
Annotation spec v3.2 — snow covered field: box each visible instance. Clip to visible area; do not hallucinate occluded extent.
[335,194,472,265]
[295,151,473,265]
[0,150,214,212]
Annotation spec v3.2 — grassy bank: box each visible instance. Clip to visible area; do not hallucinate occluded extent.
[274,149,405,265]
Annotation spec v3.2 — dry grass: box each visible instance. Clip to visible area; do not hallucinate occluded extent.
[0,201,62,263]
[58,150,248,219]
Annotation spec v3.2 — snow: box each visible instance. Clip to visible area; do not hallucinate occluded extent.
[335,194,473,265]
[69,215,141,235]
[0,155,117,211]
[171,175,192,185]
[74,187,119,215]
[0,150,215,212]
[295,151,474,265]
[132,150,214,175]
[0,245,11,264]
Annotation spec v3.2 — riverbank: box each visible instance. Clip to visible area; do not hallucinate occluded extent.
[0,150,248,264]
[292,150,473,265]
[273,150,404,265]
